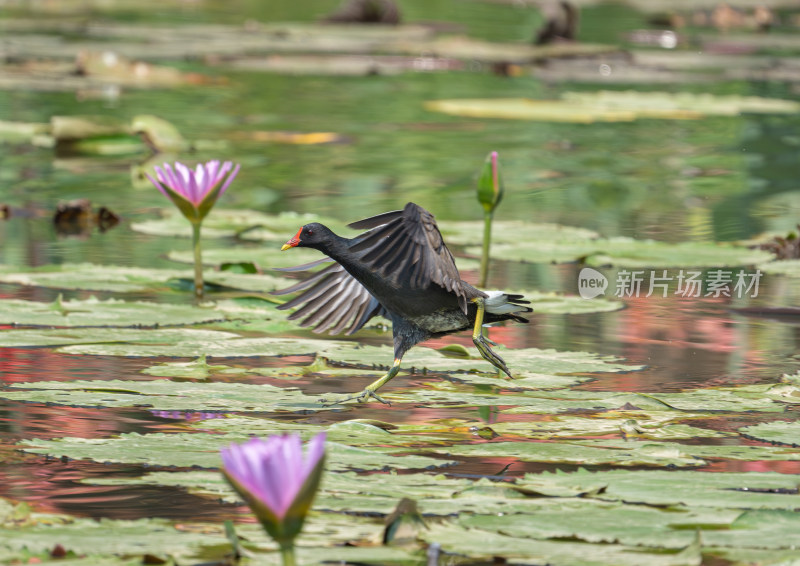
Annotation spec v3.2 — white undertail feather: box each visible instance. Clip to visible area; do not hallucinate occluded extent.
[484,290,529,315]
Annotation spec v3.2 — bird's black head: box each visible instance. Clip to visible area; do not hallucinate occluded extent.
[281,222,331,251]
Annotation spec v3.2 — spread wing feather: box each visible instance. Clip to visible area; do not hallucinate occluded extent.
[348,202,470,313]
[273,262,387,335]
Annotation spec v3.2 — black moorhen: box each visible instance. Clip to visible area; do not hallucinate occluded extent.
[274,202,532,404]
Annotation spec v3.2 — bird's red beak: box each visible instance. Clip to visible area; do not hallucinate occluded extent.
[280,227,302,251]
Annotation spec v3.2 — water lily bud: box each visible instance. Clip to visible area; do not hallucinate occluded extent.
[477,151,503,213]
[221,433,326,547]
[146,160,239,224]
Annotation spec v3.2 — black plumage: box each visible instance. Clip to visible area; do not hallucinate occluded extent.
[274,202,532,403]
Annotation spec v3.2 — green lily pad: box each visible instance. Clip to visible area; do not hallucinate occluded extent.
[518,468,800,510]
[739,421,800,447]
[0,379,328,412]
[200,417,455,448]
[429,439,706,467]
[489,414,726,440]
[757,259,800,277]
[467,238,774,268]
[0,263,290,293]
[426,91,800,123]
[524,291,622,314]
[131,208,341,239]
[420,521,700,565]
[438,220,600,246]
[0,327,235,348]
[140,356,248,379]
[18,434,454,472]
[0,296,225,327]
[0,496,416,564]
[57,335,359,358]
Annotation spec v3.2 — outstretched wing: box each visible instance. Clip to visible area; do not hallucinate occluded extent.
[347,202,471,313]
[272,259,388,335]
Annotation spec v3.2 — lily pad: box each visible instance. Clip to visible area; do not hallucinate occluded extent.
[0,263,290,293]
[0,327,235,348]
[57,335,359,358]
[18,434,454,472]
[0,379,327,413]
[131,208,341,240]
[426,91,800,123]
[467,238,774,268]
[421,521,700,566]
[429,439,706,467]
[0,296,225,328]
[739,421,800,447]
[518,468,800,510]
[757,259,800,277]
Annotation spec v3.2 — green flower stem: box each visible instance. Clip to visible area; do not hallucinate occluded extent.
[479,209,493,288]
[191,221,204,299]
[280,543,296,566]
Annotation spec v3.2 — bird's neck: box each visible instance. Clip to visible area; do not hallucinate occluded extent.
[312,233,352,262]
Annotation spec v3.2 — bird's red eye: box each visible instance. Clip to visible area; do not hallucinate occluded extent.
[306,228,313,235]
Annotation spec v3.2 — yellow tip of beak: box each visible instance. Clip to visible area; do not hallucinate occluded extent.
[280,244,292,251]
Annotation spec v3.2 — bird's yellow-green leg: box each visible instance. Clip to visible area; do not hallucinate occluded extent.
[320,358,402,406]
[472,297,513,378]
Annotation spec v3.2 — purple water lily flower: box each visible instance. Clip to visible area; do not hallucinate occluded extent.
[221,432,326,563]
[221,433,325,520]
[146,160,240,224]
[145,159,240,298]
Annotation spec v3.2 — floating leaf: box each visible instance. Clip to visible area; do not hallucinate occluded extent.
[739,421,800,447]
[0,328,235,348]
[0,379,326,413]
[518,468,800,510]
[0,297,225,328]
[131,208,339,240]
[0,263,290,293]
[18,434,454,472]
[426,91,800,123]
[467,238,774,268]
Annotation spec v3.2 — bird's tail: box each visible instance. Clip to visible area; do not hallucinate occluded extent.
[484,291,532,323]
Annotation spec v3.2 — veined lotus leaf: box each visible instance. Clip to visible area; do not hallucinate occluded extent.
[757,259,800,277]
[0,263,290,293]
[0,327,235,348]
[0,379,327,412]
[197,417,455,447]
[518,468,800,509]
[459,502,739,549]
[466,238,774,268]
[0,296,225,327]
[739,420,800,446]
[499,386,788,415]
[140,356,248,379]
[426,91,800,123]
[444,369,592,390]
[57,335,362,358]
[523,290,623,314]
[488,414,726,440]
[420,521,700,565]
[0,498,415,564]
[326,343,641,375]
[168,246,327,269]
[131,208,342,239]
[574,438,800,462]
[438,220,600,246]
[428,439,705,467]
[0,513,229,561]
[17,434,455,472]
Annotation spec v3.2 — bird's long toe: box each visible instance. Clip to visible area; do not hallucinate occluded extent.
[474,335,513,378]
